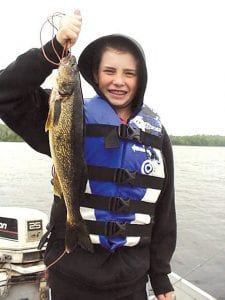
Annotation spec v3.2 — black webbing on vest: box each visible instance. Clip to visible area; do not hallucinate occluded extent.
[86,220,153,238]
[80,193,155,214]
[87,165,164,189]
[85,124,163,149]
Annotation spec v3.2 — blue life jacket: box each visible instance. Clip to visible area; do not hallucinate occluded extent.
[79,95,165,252]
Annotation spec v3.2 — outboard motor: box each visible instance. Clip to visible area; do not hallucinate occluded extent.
[0,207,49,300]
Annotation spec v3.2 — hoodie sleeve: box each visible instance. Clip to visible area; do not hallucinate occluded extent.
[0,37,64,155]
[149,128,177,296]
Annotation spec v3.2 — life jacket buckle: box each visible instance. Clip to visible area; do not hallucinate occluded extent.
[118,124,142,143]
[109,197,130,213]
[114,168,136,186]
[106,221,127,238]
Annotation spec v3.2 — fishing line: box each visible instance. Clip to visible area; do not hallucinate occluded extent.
[45,249,66,270]
[147,247,224,295]
[171,247,224,286]
[40,12,67,66]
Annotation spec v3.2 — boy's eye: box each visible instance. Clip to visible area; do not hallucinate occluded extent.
[103,69,115,74]
[125,71,136,77]
[105,70,114,74]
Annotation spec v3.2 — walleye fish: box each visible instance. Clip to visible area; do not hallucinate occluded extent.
[45,55,93,253]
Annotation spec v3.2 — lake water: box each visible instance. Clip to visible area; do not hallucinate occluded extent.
[0,142,225,299]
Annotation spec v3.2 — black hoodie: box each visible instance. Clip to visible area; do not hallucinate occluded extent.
[0,35,176,297]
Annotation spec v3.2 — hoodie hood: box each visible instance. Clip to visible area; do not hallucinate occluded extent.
[78,34,147,116]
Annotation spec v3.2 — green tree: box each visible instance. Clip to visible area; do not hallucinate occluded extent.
[0,124,23,142]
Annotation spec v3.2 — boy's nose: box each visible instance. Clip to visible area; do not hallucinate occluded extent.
[112,74,124,85]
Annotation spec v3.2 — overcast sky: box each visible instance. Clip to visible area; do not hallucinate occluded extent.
[1,0,225,135]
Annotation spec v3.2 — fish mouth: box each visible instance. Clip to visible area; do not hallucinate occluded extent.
[62,56,77,68]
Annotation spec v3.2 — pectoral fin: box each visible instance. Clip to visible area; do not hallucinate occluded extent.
[45,98,61,131]
[45,106,53,131]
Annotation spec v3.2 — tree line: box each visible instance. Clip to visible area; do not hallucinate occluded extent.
[170,135,225,146]
[0,123,225,146]
[0,124,23,142]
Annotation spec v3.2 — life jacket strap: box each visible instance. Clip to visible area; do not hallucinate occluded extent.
[80,193,155,214]
[85,124,163,149]
[87,165,164,189]
[86,220,153,238]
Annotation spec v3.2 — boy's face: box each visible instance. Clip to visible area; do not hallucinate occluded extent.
[95,49,138,115]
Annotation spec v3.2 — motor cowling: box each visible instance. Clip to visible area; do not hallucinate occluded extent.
[0,207,48,264]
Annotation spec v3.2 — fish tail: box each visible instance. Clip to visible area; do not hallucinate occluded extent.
[65,221,94,254]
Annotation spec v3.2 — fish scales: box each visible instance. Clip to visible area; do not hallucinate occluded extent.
[45,55,93,253]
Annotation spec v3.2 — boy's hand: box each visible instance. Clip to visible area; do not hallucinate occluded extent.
[56,10,82,49]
